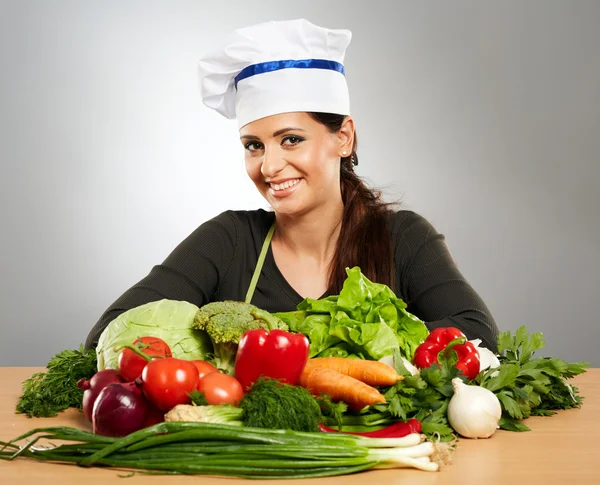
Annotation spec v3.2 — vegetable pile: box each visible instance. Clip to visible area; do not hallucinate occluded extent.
[7,267,590,478]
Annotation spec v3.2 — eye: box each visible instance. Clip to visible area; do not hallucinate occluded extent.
[282,135,304,146]
[244,141,263,152]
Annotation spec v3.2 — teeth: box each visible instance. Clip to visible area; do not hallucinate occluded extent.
[270,179,300,191]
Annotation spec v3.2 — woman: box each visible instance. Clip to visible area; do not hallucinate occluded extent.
[84,19,499,351]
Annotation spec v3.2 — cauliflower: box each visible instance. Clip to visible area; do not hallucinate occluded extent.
[165,404,243,425]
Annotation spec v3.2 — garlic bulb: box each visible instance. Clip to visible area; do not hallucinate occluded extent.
[447,378,502,439]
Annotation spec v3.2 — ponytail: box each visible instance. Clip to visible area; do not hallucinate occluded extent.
[308,113,397,293]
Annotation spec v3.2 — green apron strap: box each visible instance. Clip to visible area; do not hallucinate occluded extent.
[244,221,276,304]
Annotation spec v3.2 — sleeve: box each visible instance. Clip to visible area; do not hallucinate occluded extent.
[84,211,240,350]
[392,211,499,352]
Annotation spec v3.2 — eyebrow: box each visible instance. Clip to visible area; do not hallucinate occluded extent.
[240,127,307,141]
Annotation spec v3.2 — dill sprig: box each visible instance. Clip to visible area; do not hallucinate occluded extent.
[16,345,98,417]
[240,377,323,432]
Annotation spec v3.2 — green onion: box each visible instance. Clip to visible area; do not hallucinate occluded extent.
[0,423,448,478]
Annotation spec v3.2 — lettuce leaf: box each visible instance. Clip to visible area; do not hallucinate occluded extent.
[96,299,213,370]
[276,267,429,361]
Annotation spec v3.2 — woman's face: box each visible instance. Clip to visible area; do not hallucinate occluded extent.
[240,112,351,217]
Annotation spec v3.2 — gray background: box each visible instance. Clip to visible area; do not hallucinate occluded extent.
[1,1,598,366]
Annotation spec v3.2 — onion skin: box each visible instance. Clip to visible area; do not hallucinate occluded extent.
[92,382,149,437]
[77,369,124,423]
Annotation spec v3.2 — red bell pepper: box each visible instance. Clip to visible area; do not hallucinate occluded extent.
[413,327,481,380]
[234,329,310,390]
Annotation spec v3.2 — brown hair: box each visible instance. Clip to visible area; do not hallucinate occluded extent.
[308,112,397,294]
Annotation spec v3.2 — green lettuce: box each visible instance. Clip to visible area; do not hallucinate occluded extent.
[96,299,213,370]
[275,267,429,361]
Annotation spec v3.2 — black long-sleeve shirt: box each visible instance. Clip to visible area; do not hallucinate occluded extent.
[84,209,499,351]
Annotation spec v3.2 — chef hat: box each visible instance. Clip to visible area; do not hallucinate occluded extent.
[198,19,352,128]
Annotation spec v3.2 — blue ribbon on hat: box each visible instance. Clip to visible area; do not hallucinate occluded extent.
[234,59,345,89]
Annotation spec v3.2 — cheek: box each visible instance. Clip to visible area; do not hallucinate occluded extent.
[318,164,340,190]
[298,144,331,173]
[311,145,340,180]
[245,157,261,183]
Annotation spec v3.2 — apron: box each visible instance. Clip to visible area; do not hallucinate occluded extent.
[244,222,276,305]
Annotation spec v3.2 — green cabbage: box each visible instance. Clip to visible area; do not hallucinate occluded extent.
[96,299,213,370]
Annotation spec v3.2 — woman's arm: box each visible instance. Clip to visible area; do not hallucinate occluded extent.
[84,211,239,350]
[392,211,499,352]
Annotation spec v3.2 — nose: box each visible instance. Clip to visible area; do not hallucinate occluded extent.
[260,146,286,178]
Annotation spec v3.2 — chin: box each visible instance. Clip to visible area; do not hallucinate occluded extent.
[269,199,309,217]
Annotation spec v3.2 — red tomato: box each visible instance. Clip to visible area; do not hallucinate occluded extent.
[191,360,219,380]
[141,358,199,411]
[197,372,244,406]
[118,336,172,382]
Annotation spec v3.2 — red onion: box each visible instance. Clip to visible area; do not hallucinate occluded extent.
[77,369,123,422]
[92,381,149,437]
[143,403,165,428]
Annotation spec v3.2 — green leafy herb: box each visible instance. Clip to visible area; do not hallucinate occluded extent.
[479,325,589,431]
[16,345,98,418]
[240,378,323,432]
[498,416,531,432]
[386,349,462,441]
[187,390,209,406]
[316,395,348,429]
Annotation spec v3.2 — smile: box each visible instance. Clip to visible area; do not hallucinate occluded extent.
[269,179,301,191]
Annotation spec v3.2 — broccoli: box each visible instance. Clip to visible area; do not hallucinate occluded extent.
[194,301,288,375]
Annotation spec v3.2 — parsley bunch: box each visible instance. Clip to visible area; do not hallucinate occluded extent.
[374,348,464,441]
[477,326,589,431]
[16,346,98,418]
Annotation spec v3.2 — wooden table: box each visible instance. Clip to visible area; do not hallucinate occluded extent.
[1,367,598,484]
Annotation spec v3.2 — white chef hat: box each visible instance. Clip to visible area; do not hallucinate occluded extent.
[198,19,352,128]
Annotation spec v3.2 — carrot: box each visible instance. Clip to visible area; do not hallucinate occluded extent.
[304,357,403,387]
[298,366,386,410]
